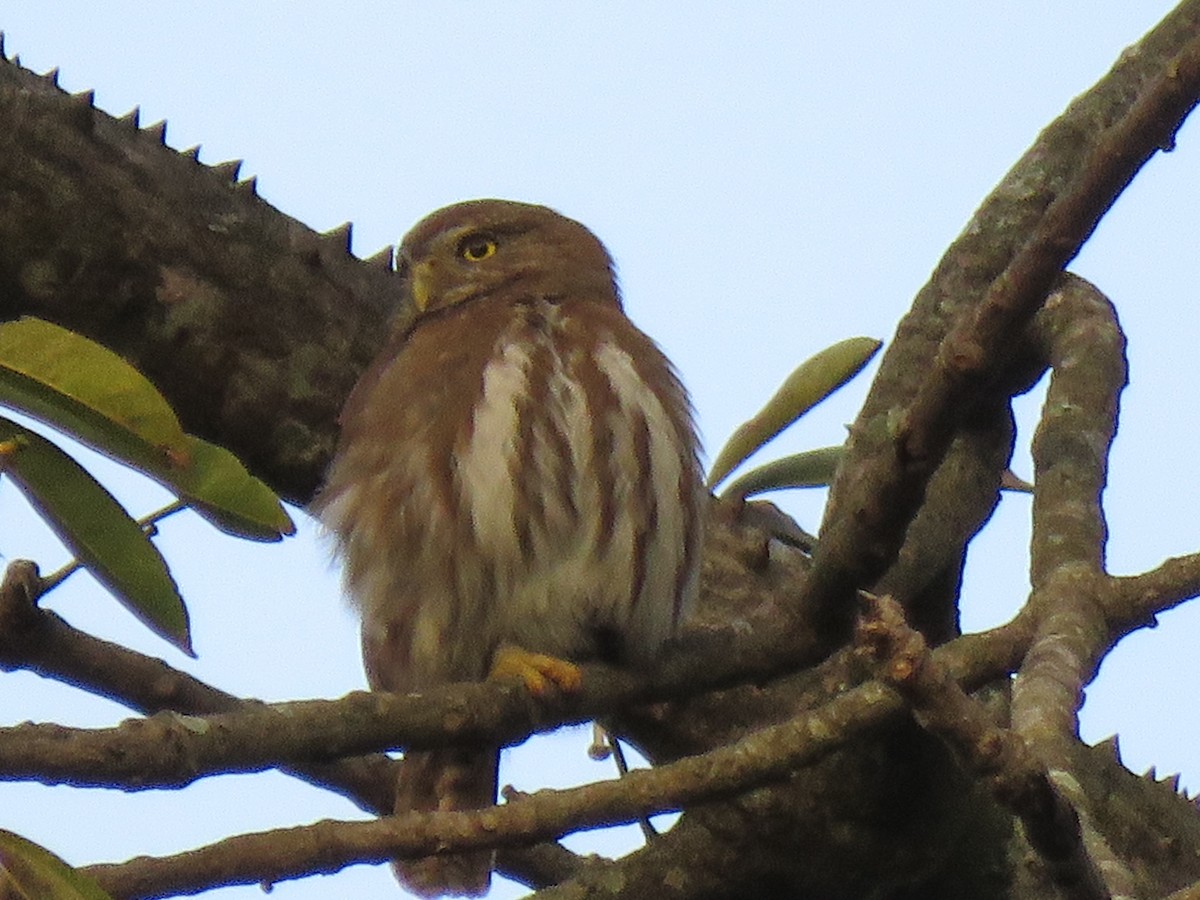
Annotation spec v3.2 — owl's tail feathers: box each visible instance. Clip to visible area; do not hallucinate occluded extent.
[393,747,499,898]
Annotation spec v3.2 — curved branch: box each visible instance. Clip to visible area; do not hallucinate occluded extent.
[1011,277,1126,747]
[1026,278,1126,586]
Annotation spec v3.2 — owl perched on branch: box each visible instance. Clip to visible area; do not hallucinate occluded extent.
[317,199,705,897]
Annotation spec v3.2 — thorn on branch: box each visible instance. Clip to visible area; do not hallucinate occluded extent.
[142,119,167,145]
[210,158,243,181]
[65,89,95,134]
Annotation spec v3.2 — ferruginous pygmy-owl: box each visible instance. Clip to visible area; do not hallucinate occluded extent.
[316,199,705,897]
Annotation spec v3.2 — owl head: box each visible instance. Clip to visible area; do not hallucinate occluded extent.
[397,199,620,317]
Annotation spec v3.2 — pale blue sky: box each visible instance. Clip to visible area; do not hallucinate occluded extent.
[1,4,1197,898]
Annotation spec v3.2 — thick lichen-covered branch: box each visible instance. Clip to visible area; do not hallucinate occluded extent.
[0,52,404,504]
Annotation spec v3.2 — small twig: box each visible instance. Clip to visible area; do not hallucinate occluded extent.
[136,498,188,537]
[33,559,79,595]
[587,722,611,761]
[606,731,658,842]
[1107,551,1200,634]
[586,723,658,838]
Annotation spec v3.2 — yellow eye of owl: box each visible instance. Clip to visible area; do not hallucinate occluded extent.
[458,235,498,262]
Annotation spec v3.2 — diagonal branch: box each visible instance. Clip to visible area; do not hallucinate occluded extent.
[808,6,1200,641]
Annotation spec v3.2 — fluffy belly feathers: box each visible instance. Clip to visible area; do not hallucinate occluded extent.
[320,301,700,690]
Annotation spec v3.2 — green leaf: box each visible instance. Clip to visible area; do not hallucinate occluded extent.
[0,829,115,900]
[720,445,844,498]
[0,417,192,655]
[0,317,292,541]
[171,435,296,540]
[707,336,881,489]
[720,448,1035,499]
[0,316,191,467]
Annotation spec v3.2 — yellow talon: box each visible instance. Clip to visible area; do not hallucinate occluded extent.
[489,644,582,697]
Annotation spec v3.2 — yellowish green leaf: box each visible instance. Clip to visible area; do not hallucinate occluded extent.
[720,445,844,498]
[0,317,190,466]
[0,829,115,900]
[0,317,292,541]
[707,337,881,489]
[171,436,296,540]
[0,417,192,655]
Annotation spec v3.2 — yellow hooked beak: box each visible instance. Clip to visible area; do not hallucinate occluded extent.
[410,259,437,313]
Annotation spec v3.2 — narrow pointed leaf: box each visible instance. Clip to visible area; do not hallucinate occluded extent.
[0,317,191,467]
[0,418,192,655]
[707,337,881,489]
[0,830,115,900]
[720,445,844,498]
